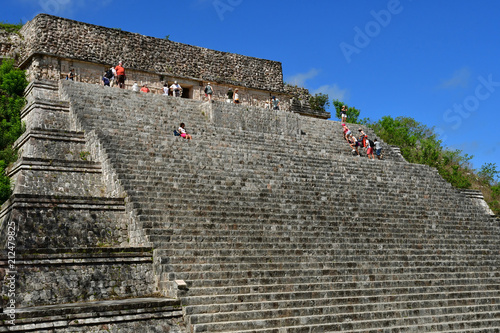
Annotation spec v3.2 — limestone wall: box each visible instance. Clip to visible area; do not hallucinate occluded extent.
[0,30,22,60]
[210,101,302,136]
[1,248,155,307]
[19,14,284,92]
[13,14,330,117]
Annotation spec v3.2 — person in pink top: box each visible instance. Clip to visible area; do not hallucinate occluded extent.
[342,123,351,141]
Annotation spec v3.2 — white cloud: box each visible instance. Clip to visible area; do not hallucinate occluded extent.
[18,0,111,19]
[438,67,471,89]
[312,84,349,101]
[285,68,320,87]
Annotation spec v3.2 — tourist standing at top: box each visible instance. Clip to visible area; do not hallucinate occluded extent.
[140,84,150,93]
[272,96,280,110]
[170,81,182,97]
[66,69,74,81]
[104,68,114,86]
[226,88,233,103]
[374,138,383,160]
[115,61,126,89]
[233,89,240,104]
[102,71,110,86]
[204,83,214,102]
[341,105,347,123]
[163,83,169,95]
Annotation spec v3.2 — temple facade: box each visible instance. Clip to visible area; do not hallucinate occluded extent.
[1,14,329,119]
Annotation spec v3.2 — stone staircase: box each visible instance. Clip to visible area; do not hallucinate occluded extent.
[55,80,500,332]
[2,79,499,332]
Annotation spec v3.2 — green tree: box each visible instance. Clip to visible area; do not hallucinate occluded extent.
[332,99,361,124]
[369,115,472,188]
[478,163,499,186]
[0,59,27,203]
[309,93,330,112]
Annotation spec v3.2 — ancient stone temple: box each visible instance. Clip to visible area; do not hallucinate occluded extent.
[1,13,328,119]
[1,13,500,333]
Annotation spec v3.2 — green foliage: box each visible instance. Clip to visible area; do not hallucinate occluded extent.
[478,163,499,186]
[366,114,500,212]
[368,115,473,188]
[439,165,471,189]
[332,99,361,124]
[0,21,23,33]
[493,184,500,197]
[0,59,27,203]
[309,93,330,113]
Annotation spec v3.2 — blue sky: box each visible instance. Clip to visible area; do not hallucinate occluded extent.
[2,0,499,170]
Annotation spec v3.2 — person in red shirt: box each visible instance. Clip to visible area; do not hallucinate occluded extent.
[140,84,150,93]
[115,61,126,89]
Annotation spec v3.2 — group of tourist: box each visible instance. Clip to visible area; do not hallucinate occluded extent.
[102,61,125,88]
[342,122,383,159]
[99,62,285,110]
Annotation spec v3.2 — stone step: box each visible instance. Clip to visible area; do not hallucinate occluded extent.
[97,132,403,170]
[155,245,500,259]
[143,225,496,240]
[162,272,500,304]
[135,208,491,228]
[165,264,500,284]
[7,157,101,175]
[0,297,182,332]
[147,231,499,250]
[157,251,500,268]
[181,286,500,308]
[202,313,500,333]
[115,168,446,197]
[147,234,499,250]
[162,258,500,277]
[147,231,498,248]
[188,302,500,331]
[132,203,482,224]
[183,276,500,298]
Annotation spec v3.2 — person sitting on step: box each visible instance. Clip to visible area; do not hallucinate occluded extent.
[178,123,192,140]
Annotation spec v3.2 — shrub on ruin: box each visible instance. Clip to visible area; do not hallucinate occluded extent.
[0,59,27,203]
[309,93,330,113]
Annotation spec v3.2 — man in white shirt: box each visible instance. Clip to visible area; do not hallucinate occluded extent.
[170,81,182,97]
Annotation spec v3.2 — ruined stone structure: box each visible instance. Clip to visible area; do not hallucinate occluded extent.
[1,14,500,333]
[3,14,329,119]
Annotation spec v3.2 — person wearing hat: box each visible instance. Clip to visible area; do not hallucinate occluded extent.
[170,81,182,97]
[272,96,280,110]
[204,83,214,102]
